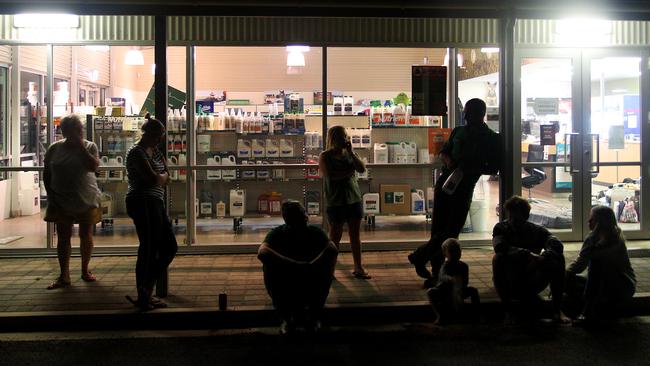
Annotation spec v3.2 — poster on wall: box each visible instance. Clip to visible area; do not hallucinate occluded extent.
[609,125,625,149]
[540,124,556,145]
[428,128,452,156]
[412,66,447,116]
[533,98,559,115]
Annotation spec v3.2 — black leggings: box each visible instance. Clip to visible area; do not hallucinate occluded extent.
[126,196,178,298]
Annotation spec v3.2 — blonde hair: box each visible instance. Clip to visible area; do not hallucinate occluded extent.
[326,125,347,151]
[441,238,462,261]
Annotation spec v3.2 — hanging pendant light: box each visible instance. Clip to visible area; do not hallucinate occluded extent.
[124,48,144,66]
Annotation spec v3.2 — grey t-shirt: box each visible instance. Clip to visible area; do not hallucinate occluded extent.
[46,139,102,214]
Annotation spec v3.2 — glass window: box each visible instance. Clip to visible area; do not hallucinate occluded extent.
[457,47,501,240]
[193,46,323,245]
[327,47,445,244]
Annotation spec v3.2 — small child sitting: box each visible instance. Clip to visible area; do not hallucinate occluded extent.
[426,238,480,324]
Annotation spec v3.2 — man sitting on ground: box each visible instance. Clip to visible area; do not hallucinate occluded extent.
[258,200,338,334]
[492,196,570,324]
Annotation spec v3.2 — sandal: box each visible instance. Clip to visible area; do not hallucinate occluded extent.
[352,270,372,279]
[81,272,97,282]
[150,296,168,309]
[47,277,71,290]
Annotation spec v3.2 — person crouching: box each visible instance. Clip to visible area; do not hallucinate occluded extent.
[258,200,338,334]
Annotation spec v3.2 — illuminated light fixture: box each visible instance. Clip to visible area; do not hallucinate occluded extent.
[556,18,612,46]
[14,13,80,28]
[480,47,500,54]
[611,89,627,93]
[286,45,309,75]
[151,64,156,75]
[88,69,99,82]
[85,45,109,52]
[124,48,144,66]
[442,52,464,68]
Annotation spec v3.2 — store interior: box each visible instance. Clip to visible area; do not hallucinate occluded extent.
[5,45,639,248]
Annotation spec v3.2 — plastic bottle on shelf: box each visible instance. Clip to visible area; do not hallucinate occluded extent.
[235,110,244,133]
[252,139,265,159]
[373,143,388,164]
[411,189,426,214]
[114,134,123,152]
[180,107,187,131]
[223,110,231,131]
[106,134,116,154]
[181,134,187,152]
[200,190,213,217]
[361,129,371,148]
[178,153,187,181]
[426,187,434,214]
[206,155,221,180]
[266,139,279,158]
[243,112,251,134]
[216,201,226,217]
[393,104,406,125]
[382,100,394,126]
[237,139,251,158]
[280,139,294,157]
[207,113,215,131]
[408,106,421,125]
[262,114,270,134]
[268,192,283,215]
[406,141,418,163]
[362,193,380,214]
[258,193,270,214]
[371,102,383,127]
[229,189,246,217]
[168,155,178,180]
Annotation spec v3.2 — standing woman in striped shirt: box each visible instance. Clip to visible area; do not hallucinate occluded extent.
[125,113,177,310]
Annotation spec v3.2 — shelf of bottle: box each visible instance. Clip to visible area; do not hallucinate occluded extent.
[370,125,438,129]
[95,162,439,172]
[191,130,307,136]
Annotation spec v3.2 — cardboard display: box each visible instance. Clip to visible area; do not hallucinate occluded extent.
[380,184,411,215]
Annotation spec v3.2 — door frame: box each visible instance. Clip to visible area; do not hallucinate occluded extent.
[581,48,650,240]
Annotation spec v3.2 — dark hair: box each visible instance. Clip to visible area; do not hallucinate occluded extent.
[442,238,462,261]
[464,98,487,126]
[60,114,83,137]
[590,205,625,245]
[504,195,531,221]
[141,112,165,136]
[281,200,307,227]
[326,125,347,150]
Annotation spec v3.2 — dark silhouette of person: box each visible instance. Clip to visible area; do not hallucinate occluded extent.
[426,238,480,324]
[125,113,177,311]
[258,200,338,334]
[409,98,500,285]
[565,205,636,324]
[492,196,570,324]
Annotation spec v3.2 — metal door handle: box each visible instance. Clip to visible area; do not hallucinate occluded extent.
[564,133,580,174]
[590,133,600,174]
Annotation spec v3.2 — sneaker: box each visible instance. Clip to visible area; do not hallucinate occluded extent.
[408,253,432,279]
[279,318,296,335]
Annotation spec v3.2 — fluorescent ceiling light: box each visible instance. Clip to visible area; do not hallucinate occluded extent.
[442,52,464,68]
[286,45,310,53]
[556,18,612,45]
[88,69,99,82]
[611,89,627,93]
[481,47,499,54]
[124,49,144,65]
[286,51,306,67]
[85,45,109,52]
[14,14,79,28]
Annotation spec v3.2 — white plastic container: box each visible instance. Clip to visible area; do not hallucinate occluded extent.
[221,155,237,180]
[197,134,211,152]
[108,156,124,181]
[266,139,280,158]
[216,201,226,217]
[252,139,266,159]
[168,155,179,181]
[356,157,369,179]
[206,155,221,180]
[237,139,251,158]
[411,189,426,214]
[393,104,406,125]
[280,139,294,157]
[373,143,388,164]
[405,141,418,163]
[396,142,409,164]
[360,129,372,148]
[333,96,343,115]
[178,153,187,182]
[363,193,380,214]
[419,148,431,164]
[229,189,246,217]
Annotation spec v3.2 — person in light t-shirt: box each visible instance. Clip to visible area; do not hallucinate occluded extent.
[44,114,102,289]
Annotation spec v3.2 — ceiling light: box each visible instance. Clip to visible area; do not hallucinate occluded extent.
[481,47,499,54]
[442,52,464,68]
[85,45,109,52]
[124,49,144,66]
[556,18,612,46]
[14,14,80,28]
[88,69,99,82]
[286,51,306,67]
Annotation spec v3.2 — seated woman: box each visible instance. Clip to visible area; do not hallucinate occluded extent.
[565,205,636,323]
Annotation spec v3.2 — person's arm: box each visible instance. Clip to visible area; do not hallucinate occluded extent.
[67,138,99,172]
[346,142,366,173]
[43,145,54,196]
[131,147,169,187]
[461,262,469,289]
[257,242,307,268]
[566,237,594,275]
[309,240,338,266]
[492,223,528,256]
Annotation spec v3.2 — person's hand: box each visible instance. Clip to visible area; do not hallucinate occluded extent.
[345,139,353,154]
[65,135,85,150]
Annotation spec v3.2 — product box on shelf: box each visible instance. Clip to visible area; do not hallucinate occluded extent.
[380,184,411,215]
[305,190,321,215]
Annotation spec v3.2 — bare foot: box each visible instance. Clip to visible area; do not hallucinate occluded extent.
[47,277,71,290]
[554,311,572,325]
[81,272,97,282]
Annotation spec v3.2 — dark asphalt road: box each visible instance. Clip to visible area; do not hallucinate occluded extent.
[2,318,650,366]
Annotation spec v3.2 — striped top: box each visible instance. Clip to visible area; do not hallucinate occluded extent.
[126,144,166,201]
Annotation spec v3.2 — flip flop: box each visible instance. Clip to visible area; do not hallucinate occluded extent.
[81,272,97,282]
[150,296,168,309]
[125,295,154,311]
[352,271,372,279]
[47,277,71,290]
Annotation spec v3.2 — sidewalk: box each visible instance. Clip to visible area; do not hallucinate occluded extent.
[1,247,650,330]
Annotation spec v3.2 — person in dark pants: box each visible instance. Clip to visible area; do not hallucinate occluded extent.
[258,200,338,334]
[426,238,480,324]
[409,98,500,285]
[491,196,570,324]
[125,113,177,311]
[565,205,636,324]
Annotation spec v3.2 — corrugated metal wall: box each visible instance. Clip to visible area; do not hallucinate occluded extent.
[0,45,10,64]
[19,45,47,73]
[168,17,499,45]
[53,46,71,79]
[77,47,110,86]
[516,19,650,46]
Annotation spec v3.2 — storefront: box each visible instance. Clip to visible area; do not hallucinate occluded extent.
[0,4,648,255]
